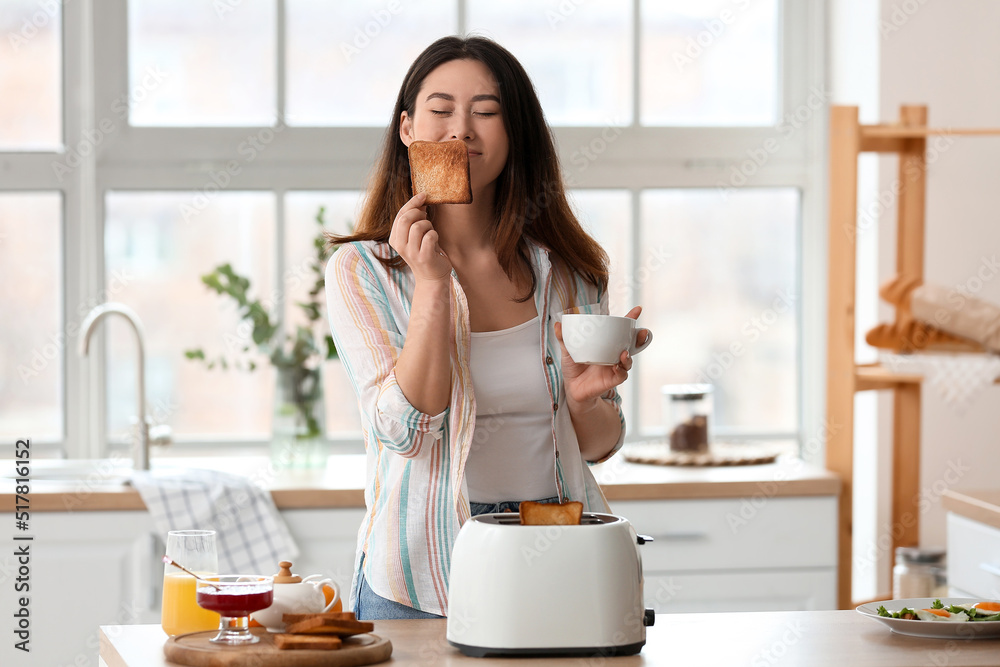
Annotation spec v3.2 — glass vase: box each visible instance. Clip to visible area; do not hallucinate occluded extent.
[271,365,327,470]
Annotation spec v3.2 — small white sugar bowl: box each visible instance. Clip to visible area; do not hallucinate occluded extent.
[250,560,340,632]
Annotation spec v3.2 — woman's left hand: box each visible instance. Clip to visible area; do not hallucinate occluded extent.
[554,305,651,406]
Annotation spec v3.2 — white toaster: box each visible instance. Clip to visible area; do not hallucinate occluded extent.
[446,512,654,657]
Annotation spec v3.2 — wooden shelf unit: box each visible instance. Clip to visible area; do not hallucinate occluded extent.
[825,105,1000,610]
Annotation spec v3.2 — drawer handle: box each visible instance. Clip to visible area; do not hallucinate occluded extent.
[980,562,1000,578]
[646,532,709,542]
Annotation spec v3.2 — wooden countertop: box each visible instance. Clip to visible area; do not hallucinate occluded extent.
[943,489,1000,531]
[100,614,1000,667]
[2,453,838,513]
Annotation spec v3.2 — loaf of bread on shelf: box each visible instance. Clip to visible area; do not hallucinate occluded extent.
[864,321,983,353]
[408,139,473,205]
[875,274,1000,354]
[910,283,1000,354]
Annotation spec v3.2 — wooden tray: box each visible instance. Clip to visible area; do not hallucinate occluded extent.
[164,628,392,667]
[623,442,780,467]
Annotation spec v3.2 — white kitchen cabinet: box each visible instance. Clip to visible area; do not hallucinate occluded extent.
[946,513,1000,599]
[611,497,838,613]
[0,511,159,667]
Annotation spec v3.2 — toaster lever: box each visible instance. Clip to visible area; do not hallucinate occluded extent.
[644,608,656,626]
[636,534,654,545]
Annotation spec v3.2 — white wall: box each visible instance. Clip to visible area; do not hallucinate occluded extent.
[877,0,1000,550]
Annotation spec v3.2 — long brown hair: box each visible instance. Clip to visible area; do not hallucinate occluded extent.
[326,35,608,300]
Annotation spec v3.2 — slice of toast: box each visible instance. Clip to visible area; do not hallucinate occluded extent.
[408,139,473,205]
[274,633,343,650]
[283,617,375,636]
[519,500,584,526]
[282,611,356,625]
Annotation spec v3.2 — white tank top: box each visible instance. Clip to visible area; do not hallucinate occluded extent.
[465,316,558,503]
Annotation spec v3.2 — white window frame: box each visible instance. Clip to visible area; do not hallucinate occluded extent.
[5,0,827,461]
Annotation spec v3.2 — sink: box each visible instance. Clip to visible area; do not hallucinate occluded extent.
[1,459,134,485]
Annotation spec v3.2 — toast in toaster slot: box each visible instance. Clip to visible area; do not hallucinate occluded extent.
[519,500,584,525]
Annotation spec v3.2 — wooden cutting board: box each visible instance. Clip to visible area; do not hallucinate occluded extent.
[164,628,392,667]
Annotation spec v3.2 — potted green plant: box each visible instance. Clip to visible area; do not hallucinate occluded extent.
[185,208,337,467]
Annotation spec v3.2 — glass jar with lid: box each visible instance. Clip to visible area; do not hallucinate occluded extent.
[661,384,713,454]
[893,547,947,598]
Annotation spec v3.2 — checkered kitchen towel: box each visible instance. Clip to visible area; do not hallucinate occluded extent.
[131,468,299,574]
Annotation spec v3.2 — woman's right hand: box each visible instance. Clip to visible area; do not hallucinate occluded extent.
[388,193,452,283]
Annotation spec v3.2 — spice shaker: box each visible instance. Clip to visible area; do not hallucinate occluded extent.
[661,384,713,454]
[893,547,947,598]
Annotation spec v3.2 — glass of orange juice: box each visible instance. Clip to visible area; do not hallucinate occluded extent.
[161,530,220,636]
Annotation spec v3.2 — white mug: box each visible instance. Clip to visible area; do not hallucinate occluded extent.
[561,314,653,365]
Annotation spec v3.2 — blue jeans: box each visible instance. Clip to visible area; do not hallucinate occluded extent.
[355,555,444,620]
[469,495,561,516]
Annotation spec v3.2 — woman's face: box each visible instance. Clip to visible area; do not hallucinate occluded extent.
[400,58,510,197]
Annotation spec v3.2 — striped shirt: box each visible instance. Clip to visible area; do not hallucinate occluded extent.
[325,238,626,616]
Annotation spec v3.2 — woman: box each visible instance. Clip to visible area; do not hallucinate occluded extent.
[325,35,649,620]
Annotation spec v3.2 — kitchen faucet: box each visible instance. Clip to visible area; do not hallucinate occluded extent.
[79,302,152,471]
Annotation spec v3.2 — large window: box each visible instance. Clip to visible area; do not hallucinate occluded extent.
[1,1,825,457]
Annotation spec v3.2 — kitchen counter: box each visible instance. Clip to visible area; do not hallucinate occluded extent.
[3,453,837,512]
[942,489,1000,531]
[99,614,1000,667]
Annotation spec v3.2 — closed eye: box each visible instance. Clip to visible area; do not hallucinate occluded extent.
[430,110,451,116]
[473,111,498,117]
